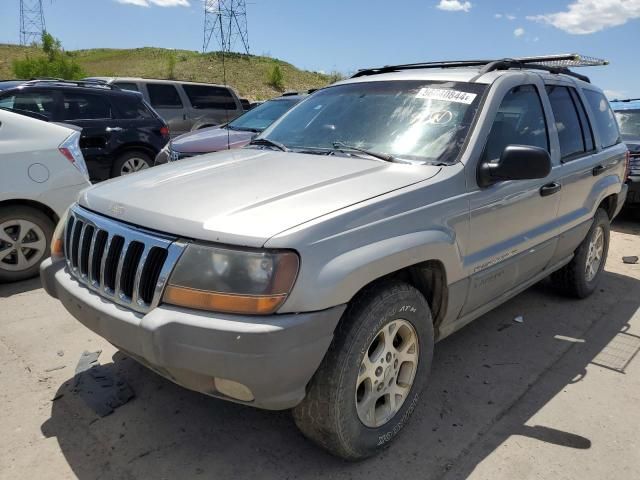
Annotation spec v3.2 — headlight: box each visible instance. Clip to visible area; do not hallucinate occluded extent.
[163,244,299,315]
[50,208,69,260]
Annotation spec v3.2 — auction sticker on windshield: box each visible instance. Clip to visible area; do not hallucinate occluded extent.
[416,87,477,104]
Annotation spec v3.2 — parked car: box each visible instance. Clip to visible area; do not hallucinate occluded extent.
[155,93,305,165]
[84,77,244,135]
[41,54,627,459]
[611,98,640,207]
[0,80,170,181]
[0,109,90,282]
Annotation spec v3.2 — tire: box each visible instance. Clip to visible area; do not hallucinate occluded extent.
[293,280,434,460]
[551,208,610,298]
[0,206,54,283]
[111,151,152,177]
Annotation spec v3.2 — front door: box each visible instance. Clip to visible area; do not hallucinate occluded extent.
[462,80,561,316]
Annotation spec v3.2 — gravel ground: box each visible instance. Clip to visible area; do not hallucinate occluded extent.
[1,212,639,480]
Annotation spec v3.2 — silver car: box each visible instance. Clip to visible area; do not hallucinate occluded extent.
[43,55,627,459]
[0,109,90,282]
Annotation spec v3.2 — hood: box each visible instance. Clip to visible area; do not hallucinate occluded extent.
[172,126,254,153]
[80,149,441,247]
[622,137,640,152]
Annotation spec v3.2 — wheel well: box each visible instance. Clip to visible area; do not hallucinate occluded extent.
[112,144,158,161]
[0,199,59,224]
[355,260,448,329]
[598,194,618,220]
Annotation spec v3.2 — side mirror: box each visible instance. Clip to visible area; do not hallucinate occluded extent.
[478,145,551,188]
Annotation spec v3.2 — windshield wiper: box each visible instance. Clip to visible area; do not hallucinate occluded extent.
[331,141,395,163]
[249,137,289,152]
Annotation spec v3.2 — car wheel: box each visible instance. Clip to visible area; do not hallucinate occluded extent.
[0,206,54,283]
[292,280,434,460]
[112,151,152,177]
[551,208,610,298]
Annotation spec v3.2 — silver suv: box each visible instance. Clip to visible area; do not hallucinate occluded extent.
[85,77,244,135]
[42,55,628,459]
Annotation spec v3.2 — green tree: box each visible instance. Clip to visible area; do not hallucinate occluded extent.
[266,63,284,91]
[13,31,84,80]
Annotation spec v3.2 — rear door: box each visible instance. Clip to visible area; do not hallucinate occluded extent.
[180,83,242,127]
[549,84,623,255]
[144,82,190,135]
[59,90,118,181]
[462,78,561,316]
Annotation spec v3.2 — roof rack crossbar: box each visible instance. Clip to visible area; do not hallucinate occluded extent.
[351,53,607,83]
[22,79,121,90]
[610,98,640,103]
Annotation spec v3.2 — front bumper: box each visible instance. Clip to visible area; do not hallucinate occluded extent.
[154,148,169,166]
[41,258,345,410]
[625,176,640,206]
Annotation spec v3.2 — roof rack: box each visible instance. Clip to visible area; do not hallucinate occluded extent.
[610,98,640,103]
[351,54,608,83]
[21,79,122,90]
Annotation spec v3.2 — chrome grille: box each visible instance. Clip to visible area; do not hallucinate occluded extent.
[64,205,185,314]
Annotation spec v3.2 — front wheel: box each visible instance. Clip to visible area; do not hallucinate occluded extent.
[293,281,434,460]
[552,208,610,298]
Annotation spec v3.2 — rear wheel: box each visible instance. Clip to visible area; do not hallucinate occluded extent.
[112,151,152,177]
[0,206,54,283]
[293,280,434,460]
[551,208,610,298]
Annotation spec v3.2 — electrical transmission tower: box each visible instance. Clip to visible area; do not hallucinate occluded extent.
[20,0,46,46]
[203,0,250,54]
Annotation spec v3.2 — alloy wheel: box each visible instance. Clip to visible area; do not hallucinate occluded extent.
[121,157,149,175]
[0,219,47,272]
[585,225,605,282]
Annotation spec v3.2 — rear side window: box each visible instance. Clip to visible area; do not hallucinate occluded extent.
[584,90,620,148]
[0,91,57,120]
[483,84,548,161]
[62,92,112,120]
[114,95,154,119]
[147,84,183,108]
[181,84,236,110]
[546,85,594,160]
[114,82,139,92]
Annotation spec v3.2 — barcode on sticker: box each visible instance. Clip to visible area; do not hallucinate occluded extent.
[416,88,477,104]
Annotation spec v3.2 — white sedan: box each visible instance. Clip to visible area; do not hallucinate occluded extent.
[0,109,91,282]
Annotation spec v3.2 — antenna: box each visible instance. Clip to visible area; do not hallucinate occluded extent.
[20,0,46,46]
[203,0,250,54]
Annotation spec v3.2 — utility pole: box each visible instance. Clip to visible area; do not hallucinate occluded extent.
[20,0,46,46]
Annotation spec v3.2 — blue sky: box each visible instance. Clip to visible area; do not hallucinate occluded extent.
[2,0,639,98]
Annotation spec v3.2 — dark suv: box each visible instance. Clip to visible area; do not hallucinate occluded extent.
[0,80,170,181]
[611,98,640,207]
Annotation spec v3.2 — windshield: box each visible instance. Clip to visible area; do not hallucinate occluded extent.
[228,98,298,132]
[614,109,640,138]
[259,81,486,164]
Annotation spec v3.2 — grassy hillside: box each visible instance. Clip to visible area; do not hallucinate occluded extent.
[0,44,334,100]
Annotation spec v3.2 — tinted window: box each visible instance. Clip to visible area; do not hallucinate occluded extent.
[114,82,139,92]
[114,95,154,120]
[147,84,183,108]
[546,85,586,159]
[584,90,620,148]
[0,91,57,120]
[62,92,112,120]
[570,89,595,152]
[483,84,548,161]
[182,84,236,110]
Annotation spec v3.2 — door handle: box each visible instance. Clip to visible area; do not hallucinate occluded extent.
[105,126,123,132]
[592,165,605,176]
[540,182,561,197]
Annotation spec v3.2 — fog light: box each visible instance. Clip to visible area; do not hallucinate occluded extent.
[214,377,254,402]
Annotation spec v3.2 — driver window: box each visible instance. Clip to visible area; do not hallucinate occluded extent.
[483,84,549,162]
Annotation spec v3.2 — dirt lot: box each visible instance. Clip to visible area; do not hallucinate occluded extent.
[1,213,639,480]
